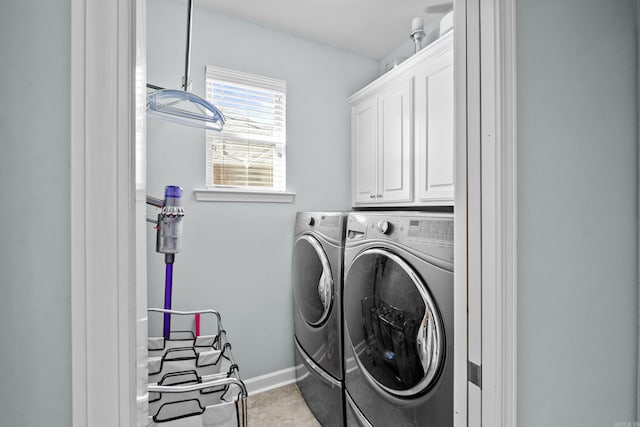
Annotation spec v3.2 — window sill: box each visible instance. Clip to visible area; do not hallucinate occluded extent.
[194,188,296,203]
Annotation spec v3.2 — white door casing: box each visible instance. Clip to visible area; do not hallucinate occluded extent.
[454,0,480,424]
[479,0,517,425]
[71,0,148,425]
[452,0,469,423]
[454,0,517,426]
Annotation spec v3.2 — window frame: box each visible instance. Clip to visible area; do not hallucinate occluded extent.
[196,66,294,202]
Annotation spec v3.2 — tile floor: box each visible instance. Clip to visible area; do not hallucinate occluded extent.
[247,383,321,427]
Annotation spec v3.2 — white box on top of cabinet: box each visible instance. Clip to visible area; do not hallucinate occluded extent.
[349,31,454,207]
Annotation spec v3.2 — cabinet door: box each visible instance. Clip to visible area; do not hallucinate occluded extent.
[351,97,378,204]
[377,78,413,203]
[414,47,454,204]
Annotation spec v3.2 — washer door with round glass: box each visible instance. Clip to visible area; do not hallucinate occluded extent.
[293,235,334,327]
[344,248,445,397]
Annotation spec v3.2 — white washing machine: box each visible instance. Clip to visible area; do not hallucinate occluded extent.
[343,212,454,426]
[293,212,348,426]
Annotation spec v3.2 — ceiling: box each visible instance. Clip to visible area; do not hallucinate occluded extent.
[196,0,453,59]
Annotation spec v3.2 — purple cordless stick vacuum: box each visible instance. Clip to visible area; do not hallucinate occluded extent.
[149,185,185,338]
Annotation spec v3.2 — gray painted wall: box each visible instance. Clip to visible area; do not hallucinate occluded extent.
[0,1,71,426]
[146,0,378,378]
[517,0,638,425]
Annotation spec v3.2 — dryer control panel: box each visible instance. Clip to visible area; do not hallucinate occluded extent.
[346,213,454,264]
[407,218,454,248]
[295,212,347,245]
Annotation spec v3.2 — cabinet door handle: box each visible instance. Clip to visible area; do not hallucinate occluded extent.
[377,194,382,198]
[370,194,376,199]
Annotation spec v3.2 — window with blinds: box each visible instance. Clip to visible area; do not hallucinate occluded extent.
[205,66,286,191]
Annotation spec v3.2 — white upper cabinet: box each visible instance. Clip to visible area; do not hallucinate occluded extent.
[414,42,454,203]
[377,78,413,203]
[351,77,412,205]
[352,97,377,204]
[349,31,454,207]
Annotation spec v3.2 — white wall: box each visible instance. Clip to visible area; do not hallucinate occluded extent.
[517,0,638,425]
[0,1,71,425]
[146,0,378,378]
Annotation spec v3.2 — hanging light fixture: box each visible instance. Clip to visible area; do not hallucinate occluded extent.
[146,0,225,131]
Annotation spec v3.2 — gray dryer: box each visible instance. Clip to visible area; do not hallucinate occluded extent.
[293,212,348,426]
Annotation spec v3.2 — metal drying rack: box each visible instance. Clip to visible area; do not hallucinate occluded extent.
[147,308,247,427]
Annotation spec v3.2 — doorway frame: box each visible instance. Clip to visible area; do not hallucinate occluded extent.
[70,0,140,425]
[478,0,518,425]
[70,0,518,425]
[454,0,517,425]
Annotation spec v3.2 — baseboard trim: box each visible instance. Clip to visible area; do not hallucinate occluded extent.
[244,366,297,396]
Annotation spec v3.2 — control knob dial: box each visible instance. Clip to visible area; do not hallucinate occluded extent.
[377,220,391,234]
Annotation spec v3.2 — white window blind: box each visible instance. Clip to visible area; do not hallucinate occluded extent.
[205,66,286,191]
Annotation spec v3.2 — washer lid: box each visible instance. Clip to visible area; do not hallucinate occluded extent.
[344,248,445,397]
[293,235,334,326]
